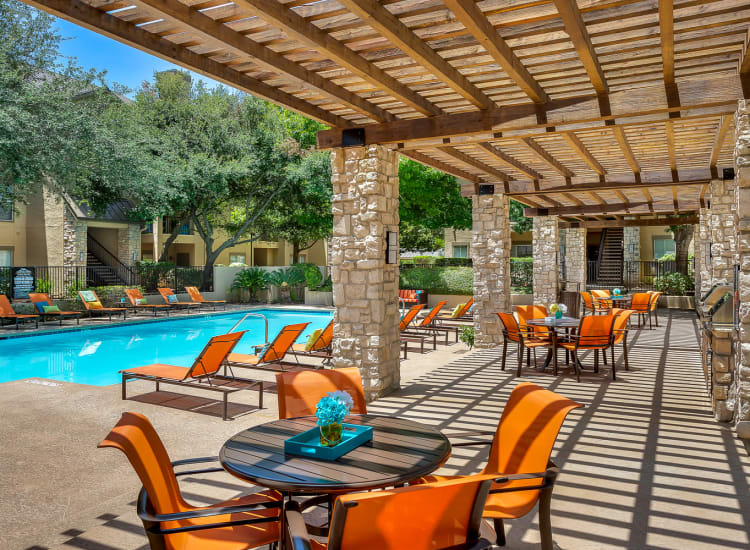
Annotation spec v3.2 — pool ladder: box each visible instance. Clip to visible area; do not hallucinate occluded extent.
[228,312,269,344]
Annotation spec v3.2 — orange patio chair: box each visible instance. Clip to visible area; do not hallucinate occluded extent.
[28,293,80,325]
[125,288,170,317]
[185,286,226,310]
[580,291,597,315]
[78,290,127,321]
[560,314,617,381]
[227,322,309,372]
[611,309,634,374]
[497,312,550,376]
[590,289,614,313]
[648,291,663,326]
[515,304,551,340]
[99,412,281,549]
[0,294,38,329]
[120,331,263,420]
[292,320,333,366]
[276,367,367,419]
[404,301,460,344]
[436,297,474,320]
[630,292,653,328]
[156,287,201,312]
[399,304,425,331]
[416,382,583,550]
[285,473,499,550]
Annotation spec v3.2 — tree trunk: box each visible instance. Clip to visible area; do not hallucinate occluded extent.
[292,242,300,264]
[200,257,216,291]
[159,215,190,262]
[672,225,694,275]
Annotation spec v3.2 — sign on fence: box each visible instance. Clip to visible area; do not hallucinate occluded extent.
[12,267,35,300]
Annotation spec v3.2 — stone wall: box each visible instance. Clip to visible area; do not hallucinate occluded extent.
[117,226,141,266]
[709,178,737,286]
[623,226,640,263]
[472,192,511,347]
[329,145,400,400]
[532,216,559,306]
[733,99,750,426]
[564,227,586,290]
[63,204,87,266]
[695,207,711,302]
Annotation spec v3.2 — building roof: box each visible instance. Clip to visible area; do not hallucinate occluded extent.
[64,194,138,224]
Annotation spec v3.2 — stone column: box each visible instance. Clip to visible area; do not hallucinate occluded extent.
[709,178,737,286]
[63,205,86,266]
[733,100,750,425]
[471,192,511,347]
[694,208,711,302]
[330,145,400,400]
[564,227,586,291]
[623,226,640,262]
[533,216,559,306]
[117,226,141,265]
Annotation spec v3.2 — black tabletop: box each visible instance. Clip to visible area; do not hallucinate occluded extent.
[219,414,451,494]
[526,317,580,328]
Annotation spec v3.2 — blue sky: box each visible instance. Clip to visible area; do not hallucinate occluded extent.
[55,18,222,95]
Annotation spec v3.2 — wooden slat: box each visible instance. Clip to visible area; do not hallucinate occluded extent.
[559,216,698,228]
[26,0,351,128]
[612,126,641,175]
[438,146,512,185]
[659,0,675,87]
[401,151,482,184]
[560,132,606,175]
[476,143,543,181]
[338,0,494,110]
[552,0,608,95]
[518,138,574,178]
[235,0,441,116]
[443,0,548,104]
[524,199,699,216]
[710,115,732,172]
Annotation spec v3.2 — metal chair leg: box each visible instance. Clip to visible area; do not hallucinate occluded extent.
[501,340,507,371]
[493,518,506,547]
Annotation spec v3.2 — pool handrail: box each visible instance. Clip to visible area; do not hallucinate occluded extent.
[229,312,269,344]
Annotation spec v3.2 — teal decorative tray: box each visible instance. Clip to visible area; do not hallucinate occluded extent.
[284,423,373,461]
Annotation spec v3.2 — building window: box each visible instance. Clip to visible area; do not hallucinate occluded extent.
[512,244,532,257]
[453,245,468,258]
[0,249,12,266]
[653,237,676,259]
[229,253,246,265]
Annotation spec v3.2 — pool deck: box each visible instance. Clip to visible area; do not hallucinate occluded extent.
[1,310,749,549]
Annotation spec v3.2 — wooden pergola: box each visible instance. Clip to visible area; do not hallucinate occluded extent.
[27,0,747,223]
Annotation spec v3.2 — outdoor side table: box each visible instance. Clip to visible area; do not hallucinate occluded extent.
[219,414,451,544]
[527,317,580,375]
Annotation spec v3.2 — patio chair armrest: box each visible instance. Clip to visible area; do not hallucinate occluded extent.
[171,456,225,476]
[146,514,277,535]
[488,466,560,494]
[138,491,281,524]
[286,500,314,550]
[445,430,495,447]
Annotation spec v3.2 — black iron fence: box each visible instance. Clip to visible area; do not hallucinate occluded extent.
[586,259,694,291]
[0,265,211,300]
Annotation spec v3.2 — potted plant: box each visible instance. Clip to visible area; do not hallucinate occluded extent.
[268,267,306,304]
[231,267,270,303]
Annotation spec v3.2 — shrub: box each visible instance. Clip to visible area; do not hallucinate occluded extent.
[317,276,332,292]
[459,326,475,350]
[232,267,270,301]
[294,262,324,289]
[434,257,472,267]
[412,255,440,265]
[135,260,175,292]
[268,267,306,287]
[399,266,472,295]
[35,277,52,293]
[654,272,694,296]
[510,257,533,289]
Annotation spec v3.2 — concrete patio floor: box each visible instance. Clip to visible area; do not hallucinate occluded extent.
[1,310,748,549]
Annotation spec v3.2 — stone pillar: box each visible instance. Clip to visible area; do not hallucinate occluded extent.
[709,178,737,286]
[623,226,640,263]
[733,99,750,425]
[695,208,711,302]
[533,216,559,306]
[471,192,511,347]
[564,227,586,291]
[330,145,400,400]
[117,226,141,265]
[63,205,87,266]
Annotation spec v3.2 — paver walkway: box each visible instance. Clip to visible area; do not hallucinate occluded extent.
[15,310,750,549]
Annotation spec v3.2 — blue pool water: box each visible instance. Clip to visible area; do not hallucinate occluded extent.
[0,309,333,385]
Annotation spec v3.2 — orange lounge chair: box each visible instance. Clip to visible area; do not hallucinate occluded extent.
[124,288,170,317]
[185,286,226,310]
[276,367,367,419]
[399,304,435,353]
[560,314,617,381]
[416,382,583,550]
[156,287,201,312]
[285,473,499,550]
[404,301,460,344]
[227,322,309,372]
[120,331,263,420]
[292,320,333,366]
[99,412,281,549]
[436,297,474,321]
[497,312,550,376]
[28,293,80,325]
[78,290,127,321]
[0,295,38,329]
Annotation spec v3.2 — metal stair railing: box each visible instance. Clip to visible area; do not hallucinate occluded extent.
[86,234,135,286]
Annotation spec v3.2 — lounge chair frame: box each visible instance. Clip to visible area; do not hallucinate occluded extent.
[28,293,80,326]
[78,291,127,321]
[124,288,170,317]
[227,323,310,372]
[156,288,201,312]
[185,286,227,310]
[0,295,39,330]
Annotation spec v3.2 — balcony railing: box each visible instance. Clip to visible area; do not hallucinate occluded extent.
[585,259,695,291]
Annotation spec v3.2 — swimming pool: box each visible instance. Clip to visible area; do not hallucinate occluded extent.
[0,309,333,386]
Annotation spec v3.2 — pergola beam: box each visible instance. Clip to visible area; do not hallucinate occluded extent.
[559,216,698,229]
[27,0,351,129]
[234,0,440,117]
[134,0,393,123]
[401,151,482,184]
[519,138,574,178]
[560,132,606,175]
[443,0,548,104]
[438,146,512,187]
[524,200,699,217]
[338,0,494,110]
[477,143,542,181]
[710,115,732,177]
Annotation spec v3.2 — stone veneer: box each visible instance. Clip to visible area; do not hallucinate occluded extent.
[117,226,141,266]
[63,203,87,266]
[329,145,400,400]
[472,192,511,347]
[709,178,737,286]
[733,99,750,425]
[564,227,586,290]
[533,216,559,306]
[623,226,640,263]
[694,207,711,303]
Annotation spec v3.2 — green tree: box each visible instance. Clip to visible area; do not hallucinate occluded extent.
[668,221,694,275]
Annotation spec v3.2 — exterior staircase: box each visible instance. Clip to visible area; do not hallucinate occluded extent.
[86,235,134,286]
[86,251,123,286]
[596,228,624,286]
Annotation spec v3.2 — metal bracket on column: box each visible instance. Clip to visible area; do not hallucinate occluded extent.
[342,128,365,147]
[723,167,735,181]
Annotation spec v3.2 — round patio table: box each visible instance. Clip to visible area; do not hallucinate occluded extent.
[219,414,451,543]
[593,294,633,307]
[527,317,580,375]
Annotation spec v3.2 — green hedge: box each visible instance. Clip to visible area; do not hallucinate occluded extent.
[400,266,473,295]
